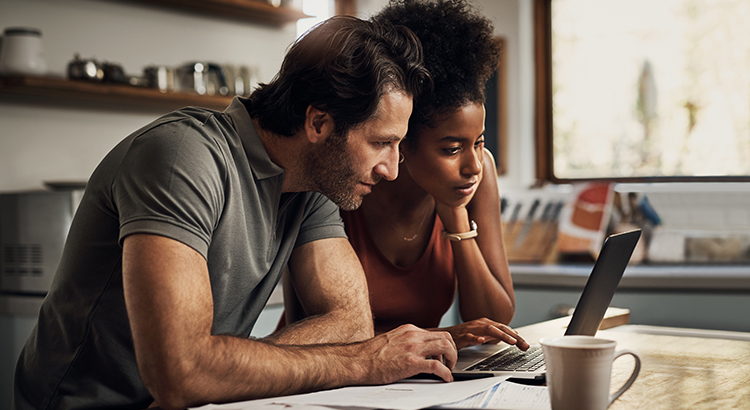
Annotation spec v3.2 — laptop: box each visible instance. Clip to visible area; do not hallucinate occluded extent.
[452,229,641,380]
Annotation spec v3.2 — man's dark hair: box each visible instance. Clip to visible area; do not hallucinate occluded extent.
[372,0,501,149]
[247,15,432,137]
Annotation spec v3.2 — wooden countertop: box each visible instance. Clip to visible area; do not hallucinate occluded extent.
[516,314,750,409]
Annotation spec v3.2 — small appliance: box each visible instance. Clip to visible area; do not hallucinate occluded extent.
[0,190,79,295]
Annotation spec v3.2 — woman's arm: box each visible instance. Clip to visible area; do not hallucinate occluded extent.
[437,149,515,325]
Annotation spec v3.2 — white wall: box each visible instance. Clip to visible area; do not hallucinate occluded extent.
[469,0,537,191]
[0,0,299,191]
[1,0,534,192]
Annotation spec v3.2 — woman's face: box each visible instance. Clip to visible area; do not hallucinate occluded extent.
[403,103,486,208]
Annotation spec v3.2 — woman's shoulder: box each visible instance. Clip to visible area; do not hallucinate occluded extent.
[474,148,500,197]
[482,147,498,177]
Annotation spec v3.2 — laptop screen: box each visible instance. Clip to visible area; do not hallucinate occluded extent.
[565,229,641,336]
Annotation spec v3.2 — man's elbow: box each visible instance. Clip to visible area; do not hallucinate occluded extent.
[351,323,375,341]
[140,358,203,410]
[343,306,374,340]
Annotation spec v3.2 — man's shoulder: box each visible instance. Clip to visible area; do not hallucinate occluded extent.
[127,107,237,156]
[292,192,345,227]
[148,106,228,135]
[295,191,338,208]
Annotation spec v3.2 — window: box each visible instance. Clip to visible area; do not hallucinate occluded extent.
[297,0,336,38]
[295,0,356,37]
[535,0,750,182]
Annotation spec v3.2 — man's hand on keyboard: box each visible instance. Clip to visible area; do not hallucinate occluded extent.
[357,324,457,383]
[434,318,530,350]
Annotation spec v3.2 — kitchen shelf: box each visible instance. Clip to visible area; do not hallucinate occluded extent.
[0,75,235,112]
[126,0,310,25]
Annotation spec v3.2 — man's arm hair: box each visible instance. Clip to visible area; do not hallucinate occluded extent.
[123,234,456,410]
[266,237,373,345]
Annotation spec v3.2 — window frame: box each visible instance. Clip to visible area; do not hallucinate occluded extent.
[484,37,508,176]
[533,0,750,184]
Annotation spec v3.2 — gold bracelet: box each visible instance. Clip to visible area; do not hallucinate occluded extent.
[441,220,478,242]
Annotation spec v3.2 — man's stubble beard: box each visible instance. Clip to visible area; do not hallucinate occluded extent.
[304,130,376,211]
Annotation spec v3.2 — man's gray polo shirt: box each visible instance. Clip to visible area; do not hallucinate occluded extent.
[13,97,347,410]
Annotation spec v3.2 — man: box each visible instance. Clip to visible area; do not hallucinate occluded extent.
[13,16,457,410]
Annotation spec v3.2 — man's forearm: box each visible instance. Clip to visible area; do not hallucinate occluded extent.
[149,333,368,409]
[148,324,456,410]
[265,307,374,345]
[279,238,375,345]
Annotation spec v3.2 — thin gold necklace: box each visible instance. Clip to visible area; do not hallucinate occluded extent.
[398,206,432,241]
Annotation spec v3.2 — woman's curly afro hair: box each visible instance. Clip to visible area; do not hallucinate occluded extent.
[372,0,501,146]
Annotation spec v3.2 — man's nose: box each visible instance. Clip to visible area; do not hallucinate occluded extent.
[374,148,400,181]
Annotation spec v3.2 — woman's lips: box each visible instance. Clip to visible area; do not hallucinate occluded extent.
[456,181,477,196]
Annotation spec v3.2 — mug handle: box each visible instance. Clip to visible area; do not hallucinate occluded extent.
[608,349,641,406]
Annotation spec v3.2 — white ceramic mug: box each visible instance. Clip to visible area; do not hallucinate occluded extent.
[540,336,641,410]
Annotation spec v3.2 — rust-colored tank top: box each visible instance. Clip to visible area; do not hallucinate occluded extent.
[341,208,456,334]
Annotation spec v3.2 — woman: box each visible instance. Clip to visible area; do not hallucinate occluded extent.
[281,0,527,350]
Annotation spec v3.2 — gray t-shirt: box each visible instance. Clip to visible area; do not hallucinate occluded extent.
[13,98,346,410]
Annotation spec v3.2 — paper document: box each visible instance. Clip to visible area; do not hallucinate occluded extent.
[193,403,342,410]
[277,377,508,410]
[438,381,550,410]
[192,377,508,410]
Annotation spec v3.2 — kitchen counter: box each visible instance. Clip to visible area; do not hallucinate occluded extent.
[0,283,285,316]
[0,294,45,316]
[511,263,750,290]
[3,264,749,316]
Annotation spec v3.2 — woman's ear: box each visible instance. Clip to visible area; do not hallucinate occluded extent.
[304,105,335,144]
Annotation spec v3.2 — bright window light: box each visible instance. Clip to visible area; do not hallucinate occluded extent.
[550,0,750,179]
[297,0,335,39]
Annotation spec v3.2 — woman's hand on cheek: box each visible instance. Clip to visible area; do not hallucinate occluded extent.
[434,201,471,234]
[433,163,483,230]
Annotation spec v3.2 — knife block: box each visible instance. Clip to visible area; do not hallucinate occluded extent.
[503,220,559,263]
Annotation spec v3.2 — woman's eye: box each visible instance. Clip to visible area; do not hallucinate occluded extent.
[444,147,461,155]
[475,139,486,149]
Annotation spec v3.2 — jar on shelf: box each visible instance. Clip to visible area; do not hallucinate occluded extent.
[0,27,48,76]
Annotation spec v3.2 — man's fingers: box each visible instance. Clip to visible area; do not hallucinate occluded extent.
[387,325,460,382]
[424,332,457,369]
[422,357,454,382]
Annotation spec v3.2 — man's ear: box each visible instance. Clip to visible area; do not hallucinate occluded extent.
[304,105,335,144]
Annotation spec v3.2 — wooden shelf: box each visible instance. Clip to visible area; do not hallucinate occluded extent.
[0,2,311,112]
[127,0,310,25]
[0,75,235,112]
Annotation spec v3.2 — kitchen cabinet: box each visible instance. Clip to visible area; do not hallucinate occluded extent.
[509,263,750,332]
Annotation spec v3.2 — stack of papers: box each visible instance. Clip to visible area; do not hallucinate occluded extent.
[191,378,550,410]
[438,381,550,410]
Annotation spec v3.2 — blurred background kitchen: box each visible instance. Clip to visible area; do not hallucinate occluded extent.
[1,0,749,408]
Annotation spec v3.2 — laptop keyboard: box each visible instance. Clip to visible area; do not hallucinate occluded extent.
[465,346,545,372]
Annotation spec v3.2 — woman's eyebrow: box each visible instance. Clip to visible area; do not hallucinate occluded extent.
[440,136,467,142]
[440,132,485,143]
